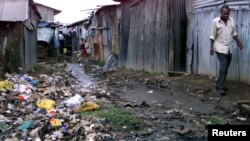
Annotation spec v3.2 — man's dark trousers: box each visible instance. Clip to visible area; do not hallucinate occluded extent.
[216,52,232,90]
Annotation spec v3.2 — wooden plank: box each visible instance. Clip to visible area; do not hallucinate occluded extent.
[168,71,186,77]
[237,100,250,104]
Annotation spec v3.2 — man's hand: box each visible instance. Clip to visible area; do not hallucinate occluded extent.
[210,39,215,56]
[233,35,244,50]
[238,42,244,50]
[210,49,214,55]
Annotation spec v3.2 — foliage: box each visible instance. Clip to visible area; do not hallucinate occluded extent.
[150,71,161,76]
[81,106,146,130]
[207,115,229,125]
[33,63,45,71]
[94,60,106,67]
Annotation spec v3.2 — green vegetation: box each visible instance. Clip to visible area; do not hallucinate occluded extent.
[50,57,59,64]
[207,115,229,125]
[94,60,106,67]
[81,106,146,130]
[150,71,161,76]
[33,63,45,71]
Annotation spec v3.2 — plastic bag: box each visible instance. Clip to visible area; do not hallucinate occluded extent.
[37,99,56,111]
[0,80,12,91]
[78,102,100,112]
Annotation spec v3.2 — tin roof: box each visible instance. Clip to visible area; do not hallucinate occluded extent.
[66,19,89,27]
[0,0,41,22]
[194,0,250,10]
[95,4,120,14]
[35,2,62,15]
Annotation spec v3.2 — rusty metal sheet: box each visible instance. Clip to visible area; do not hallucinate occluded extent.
[0,0,29,22]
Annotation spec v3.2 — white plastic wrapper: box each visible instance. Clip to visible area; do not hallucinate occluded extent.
[61,94,84,108]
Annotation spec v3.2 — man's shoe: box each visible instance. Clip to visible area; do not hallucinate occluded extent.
[216,87,229,91]
[217,89,226,96]
[220,92,226,96]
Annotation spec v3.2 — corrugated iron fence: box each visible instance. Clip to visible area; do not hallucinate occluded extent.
[119,0,187,73]
[0,23,23,77]
[192,0,250,83]
[0,22,37,77]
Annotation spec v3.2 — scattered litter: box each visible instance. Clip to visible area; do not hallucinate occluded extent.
[164,109,182,114]
[236,117,247,122]
[62,94,84,108]
[124,102,138,108]
[0,80,12,91]
[172,126,192,135]
[18,94,29,101]
[0,115,11,122]
[77,102,100,112]
[140,101,150,108]
[0,122,11,131]
[37,99,56,111]
[103,54,118,72]
[60,87,72,96]
[18,120,33,130]
[50,118,62,127]
[29,127,41,137]
[0,70,111,140]
[146,90,154,94]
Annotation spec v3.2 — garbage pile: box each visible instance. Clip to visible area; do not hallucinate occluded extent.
[0,71,112,141]
[103,54,118,72]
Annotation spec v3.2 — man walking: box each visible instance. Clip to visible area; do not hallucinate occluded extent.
[210,5,244,96]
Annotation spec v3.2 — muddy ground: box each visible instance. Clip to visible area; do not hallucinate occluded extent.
[29,54,250,141]
[73,54,249,140]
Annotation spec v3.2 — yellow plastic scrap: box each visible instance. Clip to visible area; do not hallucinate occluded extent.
[50,118,62,127]
[78,102,100,112]
[37,99,56,111]
[0,80,12,91]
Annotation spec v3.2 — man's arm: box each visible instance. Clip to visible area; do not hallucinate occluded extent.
[210,19,216,56]
[210,39,215,55]
[233,35,244,49]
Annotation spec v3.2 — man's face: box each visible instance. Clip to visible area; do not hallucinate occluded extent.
[221,8,230,21]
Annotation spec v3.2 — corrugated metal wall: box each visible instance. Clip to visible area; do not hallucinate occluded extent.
[24,27,37,71]
[192,0,250,83]
[101,12,112,61]
[123,0,186,73]
[0,0,39,77]
[111,8,120,56]
[0,22,23,76]
[194,0,250,9]
[36,5,54,21]
[95,6,119,61]
[118,2,130,67]
[0,0,29,22]
[0,22,38,76]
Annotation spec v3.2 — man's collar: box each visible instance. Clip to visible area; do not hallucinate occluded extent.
[219,16,231,24]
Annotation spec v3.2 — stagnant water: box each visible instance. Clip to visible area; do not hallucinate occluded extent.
[67,63,96,89]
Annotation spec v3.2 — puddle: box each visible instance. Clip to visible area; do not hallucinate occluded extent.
[67,63,96,89]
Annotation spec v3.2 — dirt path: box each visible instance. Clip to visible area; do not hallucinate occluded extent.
[86,63,250,140]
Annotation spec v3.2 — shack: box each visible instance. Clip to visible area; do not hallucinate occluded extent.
[0,0,41,77]
[35,2,61,21]
[115,0,187,74]
[65,19,89,53]
[94,4,121,61]
[35,2,61,60]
